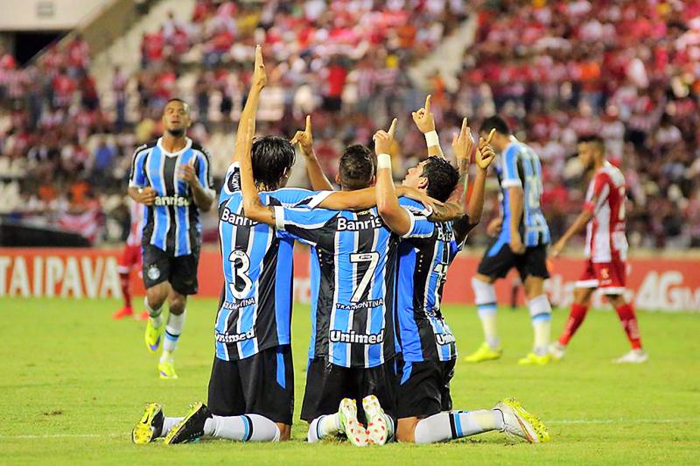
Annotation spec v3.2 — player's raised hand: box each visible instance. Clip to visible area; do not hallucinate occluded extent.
[177,157,198,186]
[290,115,314,156]
[412,95,436,134]
[475,128,496,170]
[373,118,397,155]
[138,186,157,206]
[252,44,267,90]
[451,118,474,161]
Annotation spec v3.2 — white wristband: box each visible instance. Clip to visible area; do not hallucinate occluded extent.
[377,153,392,170]
[424,130,439,147]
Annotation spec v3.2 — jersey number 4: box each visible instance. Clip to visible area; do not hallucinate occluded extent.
[229,251,253,300]
[350,252,380,302]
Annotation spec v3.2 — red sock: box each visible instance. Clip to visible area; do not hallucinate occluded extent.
[559,303,589,345]
[120,272,132,309]
[615,303,642,350]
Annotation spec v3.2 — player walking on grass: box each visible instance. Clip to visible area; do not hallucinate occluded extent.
[112,198,148,321]
[375,105,549,444]
[464,116,554,365]
[549,135,647,363]
[128,98,215,379]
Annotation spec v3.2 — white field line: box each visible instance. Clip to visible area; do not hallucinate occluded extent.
[1,418,698,439]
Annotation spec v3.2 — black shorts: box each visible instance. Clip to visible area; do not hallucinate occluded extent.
[301,358,398,424]
[396,358,455,419]
[477,238,549,281]
[141,244,199,295]
[207,345,294,425]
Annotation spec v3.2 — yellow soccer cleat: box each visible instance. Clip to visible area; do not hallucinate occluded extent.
[517,352,551,365]
[132,402,164,444]
[158,360,178,379]
[464,342,503,363]
[144,317,163,353]
[495,398,550,443]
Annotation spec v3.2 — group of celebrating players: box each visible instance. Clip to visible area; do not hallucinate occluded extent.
[125,45,645,447]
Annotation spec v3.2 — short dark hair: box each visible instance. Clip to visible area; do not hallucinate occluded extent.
[251,136,296,190]
[480,115,510,136]
[164,98,190,113]
[339,144,375,190]
[578,134,605,150]
[421,156,459,202]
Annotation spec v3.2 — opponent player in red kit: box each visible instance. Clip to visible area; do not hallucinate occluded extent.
[549,135,647,363]
[113,199,148,320]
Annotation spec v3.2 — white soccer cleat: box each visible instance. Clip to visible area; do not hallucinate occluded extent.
[613,349,648,364]
[363,395,389,445]
[549,342,566,361]
[338,398,368,447]
[495,398,550,444]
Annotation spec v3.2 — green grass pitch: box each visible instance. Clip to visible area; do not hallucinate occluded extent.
[1,297,698,464]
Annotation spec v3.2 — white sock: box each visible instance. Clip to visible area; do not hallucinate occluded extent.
[472,278,499,348]
[414,410,503,444]
[383,413,395,440]
[308,414,341,443]
[161,416,184,437]
[145,297,163,327]
[528,294,552,355]
[204,414,281,442]
[162,311,186,354]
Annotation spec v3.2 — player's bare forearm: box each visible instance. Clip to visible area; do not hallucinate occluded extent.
[189,181,214,212]
[376,167,411,235]
[508,186,524,236]
[561,209,594,243]
[234,88,261,163]
[467,167,487,226]
[427,142,444,159]
[239,119,276,226]
[304,151,335,191]
[430,157,468,222]
[127,187,141,203]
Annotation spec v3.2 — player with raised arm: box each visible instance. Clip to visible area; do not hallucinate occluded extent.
[464,116,554,365]
[128,98,215,379]
[549,135,647,363]
[374,111,549,444]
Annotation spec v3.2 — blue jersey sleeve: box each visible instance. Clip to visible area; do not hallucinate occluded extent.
[219,162,240,205]
[194,149,215,196]
[501,144,522,189]
[128,144,149,188]
[397,197,434,238]
[270,188,333,208]
[274,206,338,246]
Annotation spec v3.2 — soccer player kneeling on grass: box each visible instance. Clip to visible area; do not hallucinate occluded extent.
[374,105,549,444]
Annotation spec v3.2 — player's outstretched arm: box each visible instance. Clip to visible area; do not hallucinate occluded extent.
[551,204,595,257]
[233,45,266,164]
[316,185,430,211]
[291,115,334,191]
[239,120,276,226]
[375,119,413,236]
[412,95,444,158]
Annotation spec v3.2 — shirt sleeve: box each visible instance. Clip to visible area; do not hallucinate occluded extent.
[501,145,522,189]
[128,144,149,188]
[219,162,240,205]
[271,188,334,208]
[396,196,435,238]
[195,149,216,198]
[583,173,610,213]
[273,206,338,246]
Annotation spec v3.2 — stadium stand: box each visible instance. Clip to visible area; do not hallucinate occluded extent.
[1,0,699,248]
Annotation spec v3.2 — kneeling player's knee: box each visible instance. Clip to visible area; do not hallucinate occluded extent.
[472,276,496,305]
[396,418,418,443]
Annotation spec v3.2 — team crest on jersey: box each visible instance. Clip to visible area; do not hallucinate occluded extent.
[147,265,161,281]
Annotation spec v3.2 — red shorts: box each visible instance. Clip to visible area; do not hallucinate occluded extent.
[576,257,626,295]
[118,244,142,275]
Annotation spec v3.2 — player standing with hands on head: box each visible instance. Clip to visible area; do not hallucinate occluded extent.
[549,135,647,363]
[464,116,554,365]
[128,98,215,379]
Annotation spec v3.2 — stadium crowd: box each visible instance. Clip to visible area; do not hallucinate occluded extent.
[1,0,699,248]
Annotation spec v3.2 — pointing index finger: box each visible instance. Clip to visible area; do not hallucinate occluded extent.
[424,94,431,112]
[305,115,311,133]
[486,128,496,144]
[255,44,263,67]
[388,118,397,138]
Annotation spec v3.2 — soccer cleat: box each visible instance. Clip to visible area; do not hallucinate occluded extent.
[495,398,550,444]
[132,402,164,444]
[113,306,134,320]
[145,317,163,352]
[164,402,212,444]
[613,349,648,364]
[549,342,566,361]
[158,360,178,379]
[464,342,503,363]
[517,352,551,365]
[338,398,368,447]
[363,395,390,445]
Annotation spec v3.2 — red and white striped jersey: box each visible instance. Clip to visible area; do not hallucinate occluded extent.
[126,199,145,247]
[583,161,628,262]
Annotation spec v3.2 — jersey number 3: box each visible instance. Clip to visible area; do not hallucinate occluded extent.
[229,251,253,300]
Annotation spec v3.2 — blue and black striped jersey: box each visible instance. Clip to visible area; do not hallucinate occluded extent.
[215,162,330,361]
[129,137,215,257]
[395,199,462,362]
[274,198,432,369]
[495,138,550,247]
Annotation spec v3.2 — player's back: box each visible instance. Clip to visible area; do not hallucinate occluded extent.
[496,139,550,246]
[584,161,628,262]
[396,198,461,363]
[215,163,325,361]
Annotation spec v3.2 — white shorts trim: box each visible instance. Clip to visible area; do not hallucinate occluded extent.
[600,287,626,295]
[575,279,599,288]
